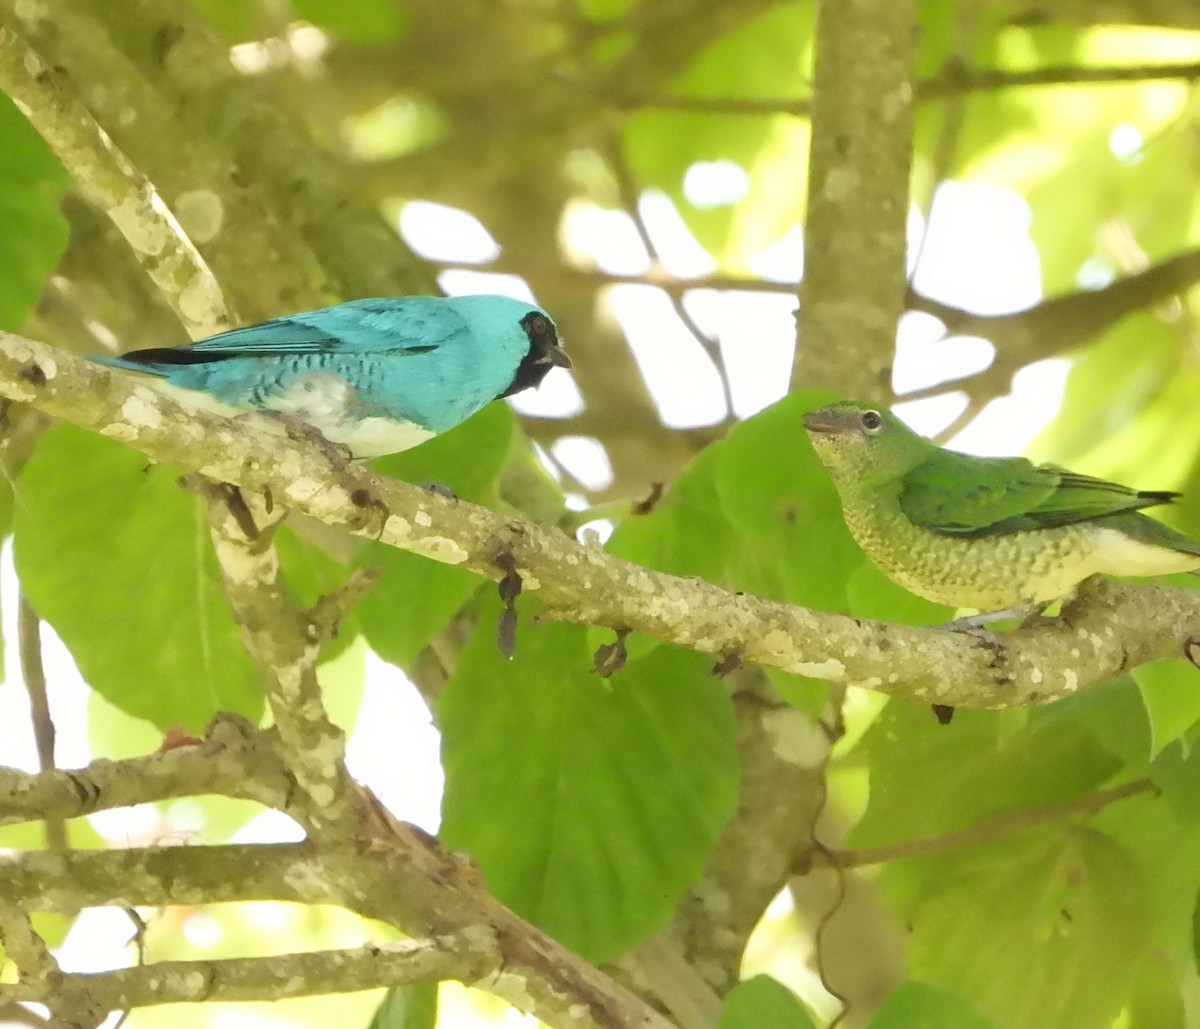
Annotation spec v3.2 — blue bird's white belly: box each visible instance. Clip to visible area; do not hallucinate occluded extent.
[257,371,435,457]
[153,373,435,458]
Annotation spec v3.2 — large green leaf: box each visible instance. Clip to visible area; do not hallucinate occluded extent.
[354,403,516,668]
[717,976,816,1029]
[365,984,437,1029]
[868,981,999,1029]
[603,443,733,666]
[440,614,738,961]
[607,441,732,584]
[1135,659,1200,759]
[14,426,261,729]
[0,94,70,331]
[714,390,861,612]
[905,829,1149,1029]
[1027,315,1182,469]
[849,702,1121,852]
[293,0,406,41]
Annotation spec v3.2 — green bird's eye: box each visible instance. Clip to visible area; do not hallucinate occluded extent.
[860,410,883,433]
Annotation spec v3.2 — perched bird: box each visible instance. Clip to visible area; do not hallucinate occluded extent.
[803,400,1200,613]
[93,294,570,458]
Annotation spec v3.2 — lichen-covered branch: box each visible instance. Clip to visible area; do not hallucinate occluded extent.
[84,0,436,301]
[0,839,673,1029]
[2,331,1198,710]
[0,714,298,828]
[191,481,358,839]
[0,937,495,1009]
[0,24,233,339]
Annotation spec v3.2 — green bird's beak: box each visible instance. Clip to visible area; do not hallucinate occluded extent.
[802,409,843,434]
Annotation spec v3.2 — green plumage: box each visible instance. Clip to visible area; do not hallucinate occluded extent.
[803,401,1200,611]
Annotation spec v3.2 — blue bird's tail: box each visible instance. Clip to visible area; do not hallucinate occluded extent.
[91,353,172,377]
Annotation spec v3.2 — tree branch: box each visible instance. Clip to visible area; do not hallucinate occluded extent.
[898,248,1200,404]
[808,777,1157,870]
[1,332,1198,712]
[629,60,1200,119]
[791,0,919,397]
[0,936,495,1009]
[0,715,298,829]
[0,24,233,338]
[0,839,673,1029]
[16,595,68,854]
[189,480,359,839]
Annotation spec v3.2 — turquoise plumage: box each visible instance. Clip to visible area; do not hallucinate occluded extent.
[92,294,570,457]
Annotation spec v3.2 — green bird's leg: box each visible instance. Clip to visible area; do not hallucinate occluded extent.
[943,599,1052,632]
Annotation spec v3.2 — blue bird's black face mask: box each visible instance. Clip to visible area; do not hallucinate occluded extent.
[502,312,570,398]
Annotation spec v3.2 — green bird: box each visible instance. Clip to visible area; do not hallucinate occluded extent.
[803,401,1200,613]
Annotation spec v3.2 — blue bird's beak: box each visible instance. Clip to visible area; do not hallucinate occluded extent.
[542,342,571,369]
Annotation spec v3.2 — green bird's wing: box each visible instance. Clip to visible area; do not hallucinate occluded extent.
[899,451,1179,538]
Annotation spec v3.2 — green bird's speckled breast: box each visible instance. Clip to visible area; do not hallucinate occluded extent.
[839,492,1103,610]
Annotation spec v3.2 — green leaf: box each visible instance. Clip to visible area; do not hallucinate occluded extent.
[0,94,70,331]
[355,404,516,668]
[717,975,816,1029]
[850,703,1121,851]
[440,615,739,961]
[14,426,261,730]
[1035,675,1151,769]
[845,560,953,625]
[607,442,732,583]
[868,981,999,1029]
[603,444,733,666]
[905,830,1149,1029]
[1126,952,1186,1029]
[714,390,862,611]
[293,0,406,42]
[274,524,363,664]
[1151,741,1200,823]
[1135,659,1200,759]
[366,984,438,1029]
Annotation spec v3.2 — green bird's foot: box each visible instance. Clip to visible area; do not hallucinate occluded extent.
[943,606,1028,631]
[945,619,1003,650]
[942,619,1015,685]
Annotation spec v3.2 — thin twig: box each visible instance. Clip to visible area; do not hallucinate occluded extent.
[17,595,67,853]
[812,778,1157,870]
[932,392,987,445]
[626,60,1200,119]
[432,260,798,296]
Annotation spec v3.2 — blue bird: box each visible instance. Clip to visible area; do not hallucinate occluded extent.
[92,294,571,457]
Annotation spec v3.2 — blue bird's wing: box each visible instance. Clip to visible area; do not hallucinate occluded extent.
[121,298,458,365]
[900,453,1179,538]
[90,294,554,453]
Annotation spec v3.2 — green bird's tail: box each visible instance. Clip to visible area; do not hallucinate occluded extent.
[1101,511,1200,567]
